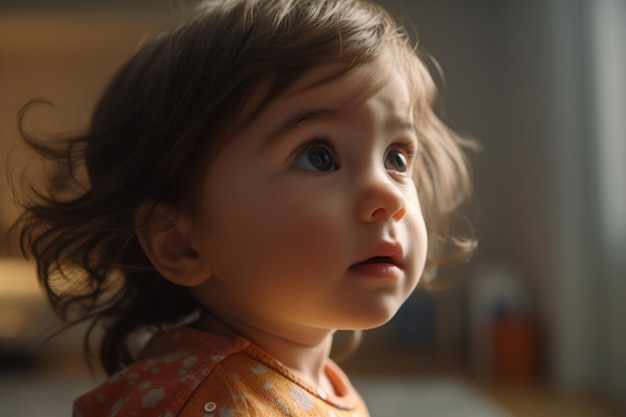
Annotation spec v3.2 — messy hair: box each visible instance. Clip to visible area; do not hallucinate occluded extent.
[15,0,474,375]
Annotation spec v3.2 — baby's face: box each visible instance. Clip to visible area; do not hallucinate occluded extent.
[191,61,427,339]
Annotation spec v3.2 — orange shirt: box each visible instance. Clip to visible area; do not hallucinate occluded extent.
[73,327,370,416]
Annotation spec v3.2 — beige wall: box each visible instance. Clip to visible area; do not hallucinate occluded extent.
[0,13,167,256]
[0,12,172,362]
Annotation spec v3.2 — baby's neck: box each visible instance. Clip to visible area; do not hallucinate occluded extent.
[194,311,337,394]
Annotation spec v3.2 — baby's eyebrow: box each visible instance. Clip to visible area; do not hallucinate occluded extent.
[392,118,418,136]
[260,108,337,151]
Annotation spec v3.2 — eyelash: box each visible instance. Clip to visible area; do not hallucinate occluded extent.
[389,141,417,163]
[299,136,336,155]
[288,136,339,173]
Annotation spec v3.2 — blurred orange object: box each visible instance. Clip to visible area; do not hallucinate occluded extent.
[493,315,541,380]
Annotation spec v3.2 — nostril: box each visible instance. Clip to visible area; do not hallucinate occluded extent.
[392,207,406,221]
[356,183,406,223]
[371,207,386,218]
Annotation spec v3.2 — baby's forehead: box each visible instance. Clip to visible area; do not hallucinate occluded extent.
[267,61,406,114]
[238,63,411,138]
[226,57,417,144]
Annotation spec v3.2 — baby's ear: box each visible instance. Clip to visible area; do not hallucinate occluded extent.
[135,202,211,286]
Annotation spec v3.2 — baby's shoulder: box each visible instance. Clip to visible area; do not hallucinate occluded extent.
[73,327,251,417]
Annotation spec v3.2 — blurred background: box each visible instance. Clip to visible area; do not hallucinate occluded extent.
[1,0,625,416]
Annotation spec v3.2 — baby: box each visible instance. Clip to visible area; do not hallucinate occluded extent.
[15,0,475,415]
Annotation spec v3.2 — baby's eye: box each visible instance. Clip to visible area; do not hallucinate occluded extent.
[292,141,337,172]
[384,149,409,173]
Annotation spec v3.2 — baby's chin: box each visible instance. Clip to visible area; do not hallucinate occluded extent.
[333,304,406,331]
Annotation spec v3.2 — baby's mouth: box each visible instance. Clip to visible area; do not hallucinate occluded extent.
[350,241,405,272]
[348,254,404,279]
[350,256,403,270]
[358,256,394,265]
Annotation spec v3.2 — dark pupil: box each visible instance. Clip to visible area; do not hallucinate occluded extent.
[389,153,407,171]
[308,148,333,171]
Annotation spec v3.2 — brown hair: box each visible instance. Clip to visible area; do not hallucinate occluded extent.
[15,0,475,375]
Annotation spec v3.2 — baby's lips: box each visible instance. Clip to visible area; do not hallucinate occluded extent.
[351,241,404,269]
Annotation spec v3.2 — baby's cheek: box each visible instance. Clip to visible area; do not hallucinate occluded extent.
[279,214,344,266]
